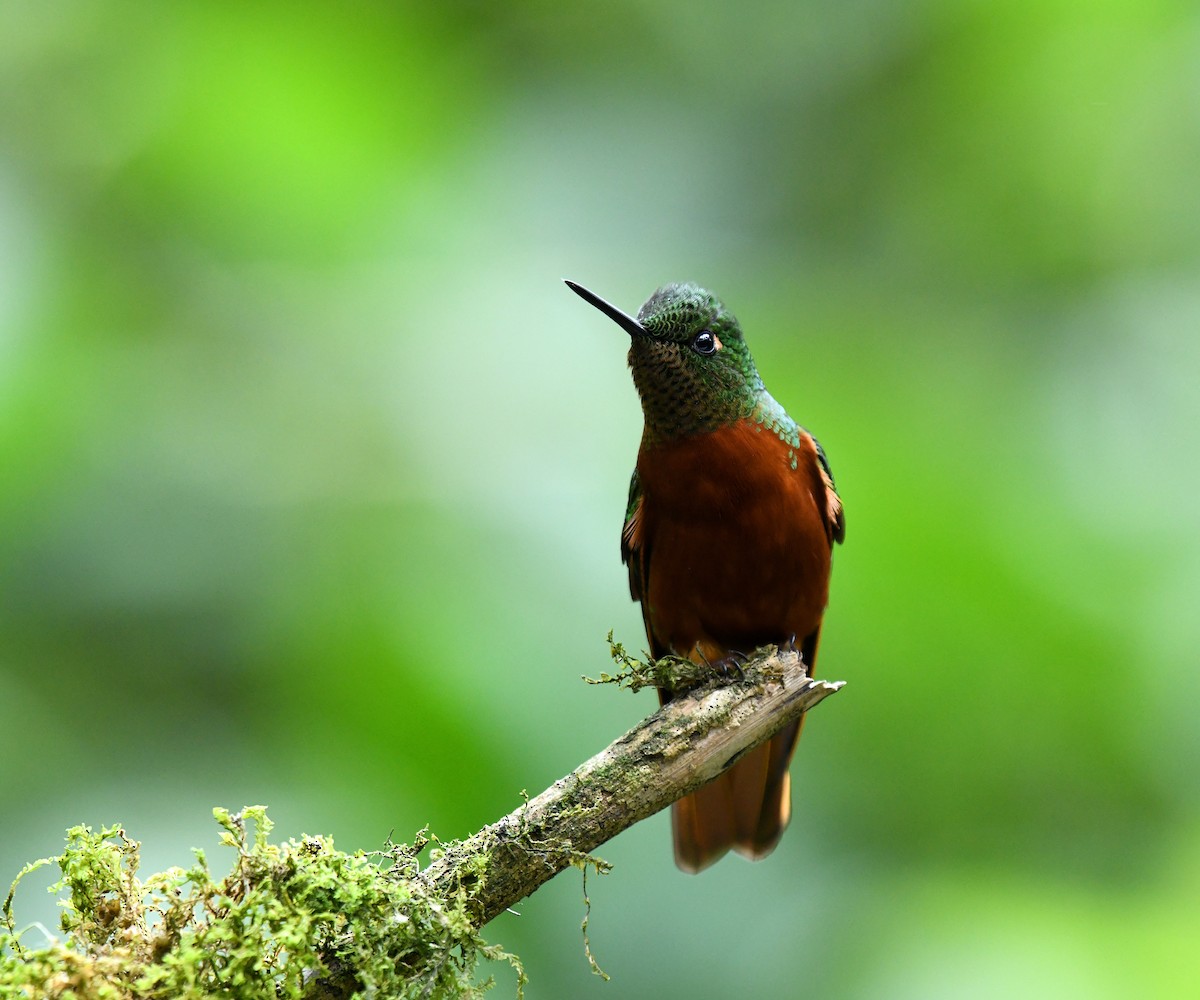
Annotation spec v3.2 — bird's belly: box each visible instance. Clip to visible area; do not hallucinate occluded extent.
[638,423,831,660]
[645,499,829,658]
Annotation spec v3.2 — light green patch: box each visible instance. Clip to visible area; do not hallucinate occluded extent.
[750,391,803,464]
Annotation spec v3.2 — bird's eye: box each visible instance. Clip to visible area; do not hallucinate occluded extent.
[691,330,718,356]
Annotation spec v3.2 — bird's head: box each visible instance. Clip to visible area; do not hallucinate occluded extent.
[566,280,763,444]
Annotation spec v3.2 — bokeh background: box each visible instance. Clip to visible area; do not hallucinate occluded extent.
[2,2,1198,997]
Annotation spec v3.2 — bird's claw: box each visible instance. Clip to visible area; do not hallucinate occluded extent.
[708,649,749,679]
[777,635,811,677]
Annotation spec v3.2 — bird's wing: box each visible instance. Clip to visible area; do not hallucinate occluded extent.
[621,467,666,657]
[806,432,845,545]
[620,467,646,602]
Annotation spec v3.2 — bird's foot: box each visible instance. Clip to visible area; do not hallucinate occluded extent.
[778,635,809,677]
[704,649,750,680]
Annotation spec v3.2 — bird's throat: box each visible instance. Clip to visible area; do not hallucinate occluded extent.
[630,341,757,447]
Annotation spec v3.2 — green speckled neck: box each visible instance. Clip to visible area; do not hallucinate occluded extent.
[629,334,762,445]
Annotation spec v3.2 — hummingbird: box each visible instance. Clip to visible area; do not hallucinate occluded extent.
[566,279,844,873]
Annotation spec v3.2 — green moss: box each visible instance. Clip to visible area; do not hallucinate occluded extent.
[583,632,708,693]
[586,631,784,695]
[1,807,525,1000]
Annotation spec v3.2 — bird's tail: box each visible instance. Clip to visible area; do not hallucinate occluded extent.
[670,718,803,872]
[668,630,819,874]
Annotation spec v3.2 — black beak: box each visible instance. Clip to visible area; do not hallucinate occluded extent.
[564,280,645,338]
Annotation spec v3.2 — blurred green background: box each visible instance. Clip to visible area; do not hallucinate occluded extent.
[2,2,1198,997]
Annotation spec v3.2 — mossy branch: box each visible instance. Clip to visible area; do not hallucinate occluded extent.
[2,645,842,999]
[309,643,842,997]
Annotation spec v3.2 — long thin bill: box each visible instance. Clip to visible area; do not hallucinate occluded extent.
[564,279,645,337]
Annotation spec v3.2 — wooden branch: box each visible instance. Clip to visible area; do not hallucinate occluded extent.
[424,647,842,925]
[305,648,842,998]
